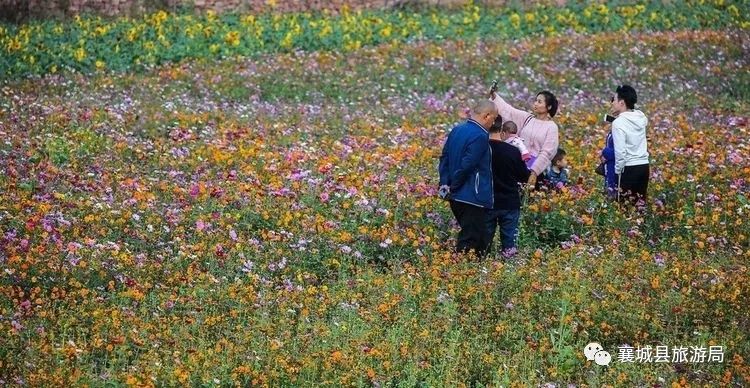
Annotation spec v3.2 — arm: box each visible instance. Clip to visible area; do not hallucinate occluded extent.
[559,169,569,184]
[513,150,531,184]
[450,134,486,192]
[490,94,531,128]
[601,133,615,161]
[612,123,627,174]
[529,124,559,176]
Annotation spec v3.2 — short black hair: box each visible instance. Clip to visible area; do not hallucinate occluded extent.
[501,121,517,134]
[552,148,566,164]
[616,85,637,110]
[538,91,558,117]
[489,115,504,133]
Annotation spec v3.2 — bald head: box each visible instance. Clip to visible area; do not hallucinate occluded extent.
[471,100,499,130]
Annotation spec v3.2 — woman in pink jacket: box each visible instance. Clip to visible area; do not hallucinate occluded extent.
[490,90,560,188]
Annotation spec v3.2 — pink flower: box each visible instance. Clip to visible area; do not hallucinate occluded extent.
[196,219,206,232]
[229,229,238,241]
[189,184,200,198]
[319,192,330,202]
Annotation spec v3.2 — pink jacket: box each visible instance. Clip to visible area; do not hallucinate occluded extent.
[491,95,559,176]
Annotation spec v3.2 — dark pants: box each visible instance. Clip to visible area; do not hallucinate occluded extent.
[486,208,521,252]
[617,164,649,205]
[450,200,490,258]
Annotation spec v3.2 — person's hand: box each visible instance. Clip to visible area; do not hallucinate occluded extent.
[600,156,607,163]
[438,185,451,200]
[527,172,537,188]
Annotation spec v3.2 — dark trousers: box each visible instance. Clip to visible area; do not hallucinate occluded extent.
[486,208,521,252]
[617,164,649,205]
[450,200,490,258]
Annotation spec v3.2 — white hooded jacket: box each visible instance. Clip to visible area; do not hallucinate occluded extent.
[612,110,649,174]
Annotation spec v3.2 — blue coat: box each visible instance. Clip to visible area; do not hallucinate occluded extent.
[438,119,494,208]
[601,132,617,195]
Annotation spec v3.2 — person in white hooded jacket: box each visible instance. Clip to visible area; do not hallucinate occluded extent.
[610,85,650,204]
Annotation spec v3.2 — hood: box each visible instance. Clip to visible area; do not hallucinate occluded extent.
[615,110,648,131]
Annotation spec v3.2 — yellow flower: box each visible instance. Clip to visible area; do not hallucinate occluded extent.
[280,31,294,49]
[727,5,739,18]
[344,38,361,51]
[95,60,105,70]
[224,30,240,47]
[153,10,168,25]
[74,47,86,62]
[510,13,521,29]
[380,25,392,38]
[319,24,333,38]
[127,27,138,42]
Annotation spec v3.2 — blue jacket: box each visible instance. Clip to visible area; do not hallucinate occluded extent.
[438,119,494,208]
[601,132,617,195]
[546,167,569,187]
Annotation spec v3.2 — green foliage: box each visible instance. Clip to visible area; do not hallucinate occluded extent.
[1,1,749,79]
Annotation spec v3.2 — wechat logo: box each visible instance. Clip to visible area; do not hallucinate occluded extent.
[584,342,612,366]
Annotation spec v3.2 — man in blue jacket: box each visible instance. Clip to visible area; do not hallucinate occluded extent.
[438,100,498,257]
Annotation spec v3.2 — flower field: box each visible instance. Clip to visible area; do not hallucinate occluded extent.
[1,3,750,387]
[1,1,749,78]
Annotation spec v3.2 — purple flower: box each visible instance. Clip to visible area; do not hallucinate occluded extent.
[241,260,255,273]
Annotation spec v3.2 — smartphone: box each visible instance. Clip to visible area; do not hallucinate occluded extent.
[489,80,498,97]
[604,114,616,123]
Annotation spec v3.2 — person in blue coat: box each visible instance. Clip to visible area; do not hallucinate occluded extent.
[601,131,617,199]
[438,100,498,257]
